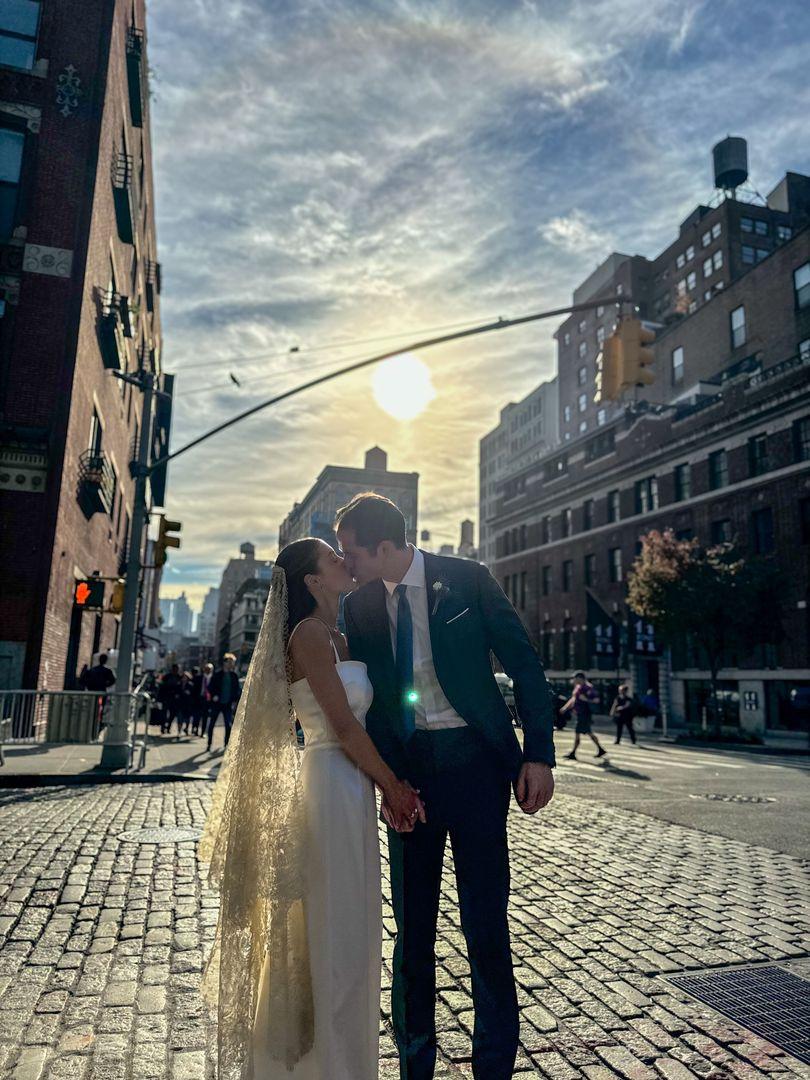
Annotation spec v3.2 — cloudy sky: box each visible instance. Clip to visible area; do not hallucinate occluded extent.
[149,0,810,610]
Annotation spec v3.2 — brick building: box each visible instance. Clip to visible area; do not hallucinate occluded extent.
[488,214,810,734]
[278,446,419,551]
[0,0,171,689]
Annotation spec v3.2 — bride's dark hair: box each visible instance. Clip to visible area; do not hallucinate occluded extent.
[275,538,322,639]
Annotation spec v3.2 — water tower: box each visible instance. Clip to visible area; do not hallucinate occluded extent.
[712,136,748,197]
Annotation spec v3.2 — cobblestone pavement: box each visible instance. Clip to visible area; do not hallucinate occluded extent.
[0,782,808,1079]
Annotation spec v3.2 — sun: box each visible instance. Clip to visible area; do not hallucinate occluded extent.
[372,353,436,421]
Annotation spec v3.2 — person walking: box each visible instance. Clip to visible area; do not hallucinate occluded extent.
[179,670,195,734]
[610,684,637,745]
[191,663,213,736]
[206,654,241,752]
[158,664,184,735]
[80,653,117,736]
[561,671,606,760]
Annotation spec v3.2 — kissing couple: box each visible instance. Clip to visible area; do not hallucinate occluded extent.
[200,492,556,1080]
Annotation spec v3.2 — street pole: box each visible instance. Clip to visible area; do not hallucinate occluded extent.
[100,370,154,769]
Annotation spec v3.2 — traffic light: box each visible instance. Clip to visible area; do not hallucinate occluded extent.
[619,317,656,388]
[74,578,105,609]
[154,515,182,567]
[594,331,624,404]
[110,579,126,614]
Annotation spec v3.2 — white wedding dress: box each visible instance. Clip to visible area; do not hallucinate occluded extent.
[251,654,382,1080]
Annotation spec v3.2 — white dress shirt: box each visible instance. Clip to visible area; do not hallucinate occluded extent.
[383,546,467,731]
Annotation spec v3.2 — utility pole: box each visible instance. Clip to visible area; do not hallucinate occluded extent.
[100,369,153,769]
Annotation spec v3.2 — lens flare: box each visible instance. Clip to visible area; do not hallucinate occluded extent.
[372,353,436,421]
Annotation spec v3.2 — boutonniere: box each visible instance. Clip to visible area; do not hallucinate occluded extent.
[431,580,451,616]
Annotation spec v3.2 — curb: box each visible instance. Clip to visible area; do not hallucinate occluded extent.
[0,771,217,788]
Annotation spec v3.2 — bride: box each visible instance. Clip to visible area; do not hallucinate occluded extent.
[199,537,424,1080]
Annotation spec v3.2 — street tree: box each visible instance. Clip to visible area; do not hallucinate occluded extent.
[627,529,782,733]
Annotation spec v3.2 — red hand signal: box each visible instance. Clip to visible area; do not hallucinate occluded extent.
[75,582,91,605]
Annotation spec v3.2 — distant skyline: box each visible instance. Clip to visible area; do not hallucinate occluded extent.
[150,0,810,611]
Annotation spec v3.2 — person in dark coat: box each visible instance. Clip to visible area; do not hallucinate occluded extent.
[610,683,637,744]
[190,663,213,736]
[206,653,241,751]
[82,654,116,692]
[158,664,184,734]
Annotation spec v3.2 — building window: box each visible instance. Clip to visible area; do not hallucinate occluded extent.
[712,249,723,271]
[709,449,728,490]
[562,560,573,592]
[542,565,551,596]
[597,408,606,426]
[755,247,768,262]
[671,346,684,385]
[520,571,527,610]
[793,417,810,462]
[701,229,711,248]
[596,325,605,346]
[742,245,755,265]
[674,463,691,501]
[563,404,572,424]
[579,419,587,434]
[520,523,527,551]
[686,271,696,290]
[751,507,774,554]
[578,392,587,413]
[583,498,594,531]
[634,476,659,514]
[578,319,587,334]
[711,519,732,545]
[609,547,622,583]
[748,434,769,477]
[562,507,572,538]
[0,126,25,243]
[616,282,623,295]
[741,217,753,233]
[578,365,587,386]
[800,339,810,361]
[607,489,620,523]
[578,340,587,359]
[777,225,792,242]
[754,219,768,236]
[596,304,605,317]
[794,262,810,309]
[730,305,746,349]
[801,498,810,545]
[712,222,721,239]
[676,253,685,269]
[584,553,596,587]
[541,516,551,544]
[563,332,570,346]
[686,244,695,261]
[703,257,713,279]
[0,0,40,70]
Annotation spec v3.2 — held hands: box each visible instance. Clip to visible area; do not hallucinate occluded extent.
[382,779,427,833]
[514,762,554,814]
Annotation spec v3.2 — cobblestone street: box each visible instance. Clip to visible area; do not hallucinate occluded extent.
[0,780,808,1079]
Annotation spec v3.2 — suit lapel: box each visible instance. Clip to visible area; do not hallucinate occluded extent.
[366,578,396,675]
[422,550,443,654]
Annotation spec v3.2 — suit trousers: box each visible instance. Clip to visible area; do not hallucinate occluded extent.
[387,727,518,1080]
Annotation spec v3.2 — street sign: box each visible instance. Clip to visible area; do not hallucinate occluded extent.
[630,614,661,656]
[74,578,105,609]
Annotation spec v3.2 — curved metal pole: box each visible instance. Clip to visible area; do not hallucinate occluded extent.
[150,295,625,475]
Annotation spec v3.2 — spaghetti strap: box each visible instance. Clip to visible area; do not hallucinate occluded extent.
[287,617,341,663]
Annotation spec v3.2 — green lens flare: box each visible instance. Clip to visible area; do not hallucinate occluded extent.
[406,691,419,704]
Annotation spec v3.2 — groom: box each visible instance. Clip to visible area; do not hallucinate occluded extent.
[337,493,555,1080]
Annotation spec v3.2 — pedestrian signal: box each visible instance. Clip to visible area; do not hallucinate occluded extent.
[155,515,182,567]
[110,579,126,614]
[74,578,105,608]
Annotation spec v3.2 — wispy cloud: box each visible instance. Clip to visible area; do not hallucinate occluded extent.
[149,0,810,606]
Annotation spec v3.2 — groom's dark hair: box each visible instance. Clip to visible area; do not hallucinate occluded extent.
[334,492,407,552]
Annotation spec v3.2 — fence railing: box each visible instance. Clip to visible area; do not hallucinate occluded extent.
[0,690,152,771]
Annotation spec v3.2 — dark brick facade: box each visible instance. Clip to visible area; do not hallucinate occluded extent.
[490,226,810,730]
[0,0,167,689]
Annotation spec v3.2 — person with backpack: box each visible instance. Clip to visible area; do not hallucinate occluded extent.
[560,671,607,760]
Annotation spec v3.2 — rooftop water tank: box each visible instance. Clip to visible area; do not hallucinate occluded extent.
[713,136,748,191]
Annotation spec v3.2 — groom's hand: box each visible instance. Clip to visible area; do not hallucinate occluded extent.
[514,762,554,814]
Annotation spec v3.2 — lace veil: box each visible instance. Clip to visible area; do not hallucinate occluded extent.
[199,565,313,1079]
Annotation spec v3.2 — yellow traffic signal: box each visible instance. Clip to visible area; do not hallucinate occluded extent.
[594,332,624,404]
[619,317,655,388]
[110,579,126,614]
[155,515,182,567]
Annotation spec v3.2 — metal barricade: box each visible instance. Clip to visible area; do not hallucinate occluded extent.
[0,690,152,772]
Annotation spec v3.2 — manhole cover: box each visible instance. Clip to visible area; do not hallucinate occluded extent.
[688,793,776,804]
[118,827,202,844]
[670,965,810,1064]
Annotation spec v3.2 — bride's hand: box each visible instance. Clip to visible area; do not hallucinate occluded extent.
[383,779,426,832]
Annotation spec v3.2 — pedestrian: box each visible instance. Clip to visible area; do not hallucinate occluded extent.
[206,653,241,752]
[560,671,607,760]
[610,683,637,745]
[81,653,116,692]
[158,664,183,735]
[191,663,213,736]
[641,688,660,725]
[179,670,195,734]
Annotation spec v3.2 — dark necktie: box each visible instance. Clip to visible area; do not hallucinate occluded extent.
[395,584,415,740]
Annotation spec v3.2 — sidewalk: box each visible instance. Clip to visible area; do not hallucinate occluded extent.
[0,779,808,1078]
[587,716,810,755]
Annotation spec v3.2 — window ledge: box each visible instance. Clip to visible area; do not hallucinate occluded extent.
[0,57,48,78]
